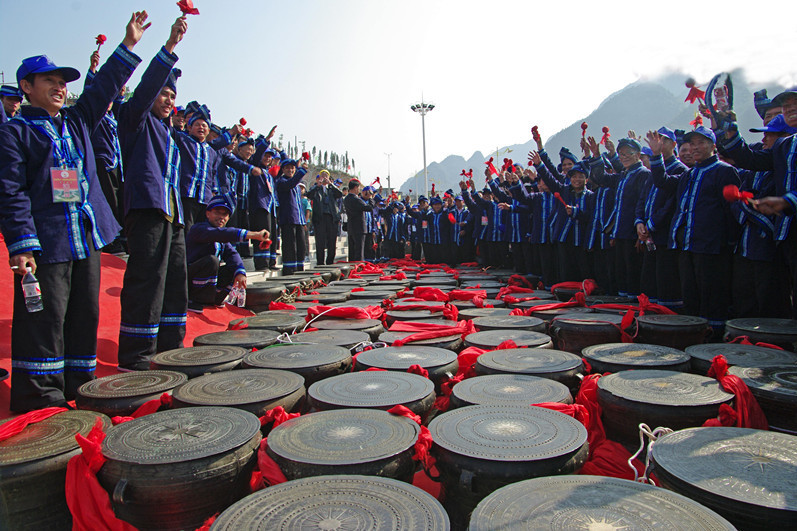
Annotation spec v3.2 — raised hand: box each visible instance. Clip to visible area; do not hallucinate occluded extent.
[89,51,100,73]
[251,167,263,177]
[266,125,277,141]
[527,151,542,166]
[122,11,151,49]
[587,136,601,158]
[645,131,663,156]
[604,138,616,156]
[229,123,243,136]
[165,16,188,53]
[498,203,511,211]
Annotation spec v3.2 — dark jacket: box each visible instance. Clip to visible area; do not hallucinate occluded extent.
[276,168,308,225]
[307,183,343,224]
[0,44,139,263]
[186,221,246,277]
[118,46,182,223]
[651,154,740,254]
[344,193,372,234]
[590,159,649,241]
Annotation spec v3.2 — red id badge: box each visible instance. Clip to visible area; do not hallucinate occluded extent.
[51,168,80,202]
[422,221,428,229]
[481,216,489,225]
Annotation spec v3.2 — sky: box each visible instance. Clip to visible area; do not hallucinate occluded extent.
[2,0,796,189]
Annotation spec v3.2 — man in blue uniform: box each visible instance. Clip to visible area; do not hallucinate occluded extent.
[0,12,149,411]
[0,85,24,124]
[117,15,189,371]
[276,158,309,274]
[186,195,269,312]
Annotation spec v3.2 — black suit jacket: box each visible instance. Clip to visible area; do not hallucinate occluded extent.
[344,194,373,234]
[307,183,343,224]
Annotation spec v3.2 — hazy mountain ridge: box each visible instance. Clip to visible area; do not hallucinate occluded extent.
[399,71,784,196]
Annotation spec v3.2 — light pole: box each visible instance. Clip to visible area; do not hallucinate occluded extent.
[410,101,435,197]
[384,152,392,191]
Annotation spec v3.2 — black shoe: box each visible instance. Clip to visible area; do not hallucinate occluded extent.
[101,240,127,255]
[187,300,204,314]
[117,361,151,372]
[269,266,281,271]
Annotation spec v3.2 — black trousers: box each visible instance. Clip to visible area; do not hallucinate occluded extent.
[182,196,206,237]
[614,239,642,297]
[732,253,791,318]
[411,240,422,261]
[384,239,405,259]
[556,233,591,282]
[537,242,558,288]
[487,241,507,268]
[679,249,732,337]
[250,208,277,270]
[231,204,251,258]
[640,247,657,300]
[118,209,187,370]
[281,223,306,274]
[96,163,124,227]
[10,248,100,412]
[188,255,236,305]
[364,233,376,261]
[524,242,539,276]
[778,228,797,319]
[511,242,527,274]
[655,247,682,309]
[348,232,365,261]
[589,247,616,296]
[314,214,338,265]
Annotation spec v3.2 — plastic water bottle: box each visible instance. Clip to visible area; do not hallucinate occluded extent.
[235,287,246,308]
[22,267,43,312]
[223,289,237,306]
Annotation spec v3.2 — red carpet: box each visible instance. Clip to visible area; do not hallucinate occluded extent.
[0,245,253,419]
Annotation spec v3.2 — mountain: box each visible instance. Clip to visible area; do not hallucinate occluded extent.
[399,70,783,197]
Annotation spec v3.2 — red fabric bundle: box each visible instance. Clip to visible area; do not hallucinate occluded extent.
[484,157,500,177]
[684,78,706,103]
[722,184,754,204]
[250,407,301,492]
[599,126,611,145]
[379,271,407,281]
[269,301,296,310]
[111,393,173,425]
[496,285,536,299]
[503,295,541,305]
[0,407,67,442]
[540,374,648,481]
[448,289,487,304]
[459,262,479,267]
[390,320,475,347]
[507,274,535,288]
[703,355,769,429]
[551,280,598,296]
[412,287,449,302]
[387,405,435,471]
[227,320,249,330]
[177,0,200,15]
[306,304,383,321]
[407,364,430,379]
[66,418,137,531]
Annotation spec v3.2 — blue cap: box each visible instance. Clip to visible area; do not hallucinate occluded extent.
[657,127,676,143]
[0,85,23,99]
[334,178,343,185]
[684,126,716,144]
[238,137,255,149]
[264,148,278,158]
[754,89,773,119]
[616,138,642,153]
[455,195,463,201]
[280,158,297,168]
[430,197,443,205]
[16,55,80,85]
[567,161,588,176]
[165,68,181,95]
[174,105,185,113]
[559,147,578,164]
[482,187,492,194]
[641,146,654,157]
[363,186,376,193]
[209,123,223,136]
[411,203,419,209]
[750,114,797,135]
[418,195,428,202]
[674,129,687,148]
[772,86,797,107]
[185,101,200,114]
[187,104,211,126]
[206,194,234,213]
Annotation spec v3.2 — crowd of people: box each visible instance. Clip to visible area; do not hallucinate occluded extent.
[2,9,797,415]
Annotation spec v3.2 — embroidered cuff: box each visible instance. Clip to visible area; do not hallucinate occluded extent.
[113,44,143,70]
[7,234,42,256]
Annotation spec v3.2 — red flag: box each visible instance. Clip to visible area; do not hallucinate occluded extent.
[599,126,611,145]
[581,122,588,137]
[301,151,310,161]
[370,176,381,186]
[485,157,499,177]
[722,185,753,203]
[177,0,200,15]
[690,113,703,128]
[531,125,541,142]
[684,78,706,104]
[95,34,107,51]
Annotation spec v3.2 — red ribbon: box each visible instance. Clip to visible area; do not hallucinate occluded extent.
[722,184,754,204]
[269,301,297,310]
[250,407,301,492]
[703,355,769,429]
[0,407,67,442]
[599,126,611,145]
[387,405,435,471]
[551,280,598,296]
[485,157,499,177]
[407,364,430,379]
[510,291,587,316]
[390,320,475,347]
[727,335,783,350]
[507,274,537,288]
[66,418,137,531]
[306,304,383,321]
[111,393,173,425]
[379,271,407,281]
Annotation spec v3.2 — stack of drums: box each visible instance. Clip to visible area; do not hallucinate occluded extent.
[651,426,797,529]
[0,410,111,530]
[724,317,797,351]
[428,404,588,528]
[596,370,733,447]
